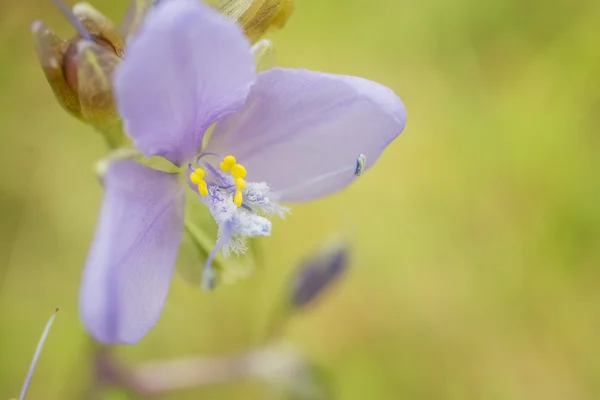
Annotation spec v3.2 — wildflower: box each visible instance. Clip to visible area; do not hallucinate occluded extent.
[79,0,406,344]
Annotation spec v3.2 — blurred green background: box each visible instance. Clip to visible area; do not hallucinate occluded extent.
[2,0,600,398]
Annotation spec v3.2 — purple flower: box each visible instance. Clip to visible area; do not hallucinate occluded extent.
[79,0,406,345]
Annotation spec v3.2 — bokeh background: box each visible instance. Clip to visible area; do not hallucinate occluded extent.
[2,0,600,398]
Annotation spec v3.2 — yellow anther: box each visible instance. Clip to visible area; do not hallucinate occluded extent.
[197,180,208,197]
[235,178,246,190]
[234,190,243,207]
[220,155,237,172]
[231,164,247,179]
[194,168,205,179]
[189,172,200,184]
[189,168,205,184]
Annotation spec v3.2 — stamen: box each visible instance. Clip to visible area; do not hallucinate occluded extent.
[197,180,208,196]
[202,162,229,186]
[234,191,243,207]
[51,0,92,41]
[196,154,253,207]
[189,167,208,196]
[195,152,222,164]
[220,155,236,172]
[217,155,250,208]
[231,164,247,179]
[235,178,246,190]
[189,168,204,184]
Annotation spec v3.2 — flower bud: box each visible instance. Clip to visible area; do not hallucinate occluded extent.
[289,242,349,309]
[215,0,294,43]
[31,2,140,148]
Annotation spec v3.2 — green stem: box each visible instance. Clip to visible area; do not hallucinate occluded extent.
[184,219,226,271]
[98,123,131,150]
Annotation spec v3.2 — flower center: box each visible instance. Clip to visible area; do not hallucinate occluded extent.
[189,154,249,207]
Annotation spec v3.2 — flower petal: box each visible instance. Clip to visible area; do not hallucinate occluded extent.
[206,68,406,202]
[114,0,255,165]
[79,160,185,344]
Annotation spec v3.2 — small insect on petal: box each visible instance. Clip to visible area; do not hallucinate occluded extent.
[354,154,366,177]
[216,0,295,43]
[18,309,59,400]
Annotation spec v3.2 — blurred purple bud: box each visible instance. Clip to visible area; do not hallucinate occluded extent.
[289,243,349,309]
[18,309,58,400]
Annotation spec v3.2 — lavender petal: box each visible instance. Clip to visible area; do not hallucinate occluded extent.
[114,0,255,165]
[206,68,406,202]
[79,161,185,344]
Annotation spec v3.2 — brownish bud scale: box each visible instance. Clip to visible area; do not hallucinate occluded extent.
[31,20,82,120]
[32,1,152,148]
[215,0,294,43]
[73,3,125,56]
[72,40,123,139]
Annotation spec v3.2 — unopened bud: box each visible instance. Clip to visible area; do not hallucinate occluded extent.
[32,1,140,148]
[289,242,349,309]
[216,0,294,43]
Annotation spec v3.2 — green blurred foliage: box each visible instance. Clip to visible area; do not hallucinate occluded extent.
[2,0,600,398]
